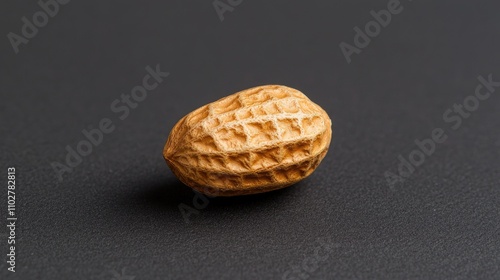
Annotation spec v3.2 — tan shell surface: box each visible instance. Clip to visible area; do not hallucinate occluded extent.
[163,85,332,196]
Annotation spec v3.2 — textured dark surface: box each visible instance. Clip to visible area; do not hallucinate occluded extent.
[1,0,499,279]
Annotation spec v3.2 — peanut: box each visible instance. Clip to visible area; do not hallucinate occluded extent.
[163,85,332,196]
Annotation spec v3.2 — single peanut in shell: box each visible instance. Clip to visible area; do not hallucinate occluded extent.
[163,85,332,196]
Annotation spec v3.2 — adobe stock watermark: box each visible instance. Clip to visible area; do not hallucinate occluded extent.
[339,0,412,64]
[282,238,338,280]
[7,0,71,54]
[178,186,222,224]
[50,64,170,181]
[213,0,243,22]
[385,74,500,189]
[102,267,135,280]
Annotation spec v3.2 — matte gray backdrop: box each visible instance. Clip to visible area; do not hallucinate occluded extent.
[1,0,499,279]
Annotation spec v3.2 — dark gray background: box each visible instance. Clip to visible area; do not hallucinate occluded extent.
[1,0,500,279]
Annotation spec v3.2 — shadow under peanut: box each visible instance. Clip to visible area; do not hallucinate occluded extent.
[122,174,301,218]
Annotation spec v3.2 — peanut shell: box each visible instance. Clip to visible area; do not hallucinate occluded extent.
[163,85,332,196]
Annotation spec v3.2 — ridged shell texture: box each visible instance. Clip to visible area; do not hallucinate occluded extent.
[164,85,332,196]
